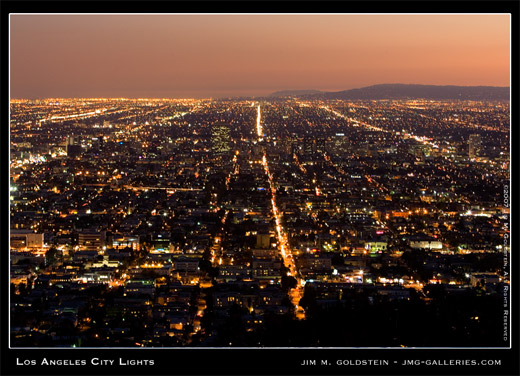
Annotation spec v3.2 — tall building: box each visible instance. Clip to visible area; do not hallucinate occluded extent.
[468,134,482,158]
[332,133,350,155]
[303,137,316,155]
[211,123,231,156]
[91,135,104,152]
[316,137,327,153]
[78,230,106,251]
[66,135,82,158]
[10,230,44,249]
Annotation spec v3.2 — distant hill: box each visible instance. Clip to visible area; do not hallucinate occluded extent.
[285,84,509,101]
[269,89,323,97]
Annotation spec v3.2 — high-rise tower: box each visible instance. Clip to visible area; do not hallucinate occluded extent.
[211,123,231,156]
[468,134,482,158]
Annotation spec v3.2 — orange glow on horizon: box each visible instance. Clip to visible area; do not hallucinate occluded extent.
[10,14,510,99]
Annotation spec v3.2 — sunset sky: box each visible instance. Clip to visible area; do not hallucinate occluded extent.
[9,14,510,99]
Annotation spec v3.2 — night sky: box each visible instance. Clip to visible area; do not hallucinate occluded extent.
[10,14,510,99]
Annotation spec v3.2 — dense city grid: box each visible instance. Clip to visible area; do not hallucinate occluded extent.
[10,98,510,347]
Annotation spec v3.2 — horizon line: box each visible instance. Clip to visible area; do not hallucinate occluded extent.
[9,83,511,101]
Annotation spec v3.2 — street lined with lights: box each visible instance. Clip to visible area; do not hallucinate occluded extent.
[257,105,305,319]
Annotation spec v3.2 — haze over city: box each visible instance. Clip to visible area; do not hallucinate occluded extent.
[10,14,510,99]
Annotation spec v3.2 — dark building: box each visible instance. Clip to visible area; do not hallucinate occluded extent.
[468,133,482,158]
[66,135,82,158]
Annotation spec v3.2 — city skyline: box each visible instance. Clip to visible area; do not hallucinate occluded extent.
[10,14,511,99]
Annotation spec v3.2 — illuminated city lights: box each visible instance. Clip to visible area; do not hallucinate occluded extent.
[9,95,510,348]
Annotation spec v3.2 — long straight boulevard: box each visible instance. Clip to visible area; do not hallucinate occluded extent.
[256,104,306,320]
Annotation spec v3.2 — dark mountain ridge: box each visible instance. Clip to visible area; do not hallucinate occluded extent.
[271,84,509,100]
